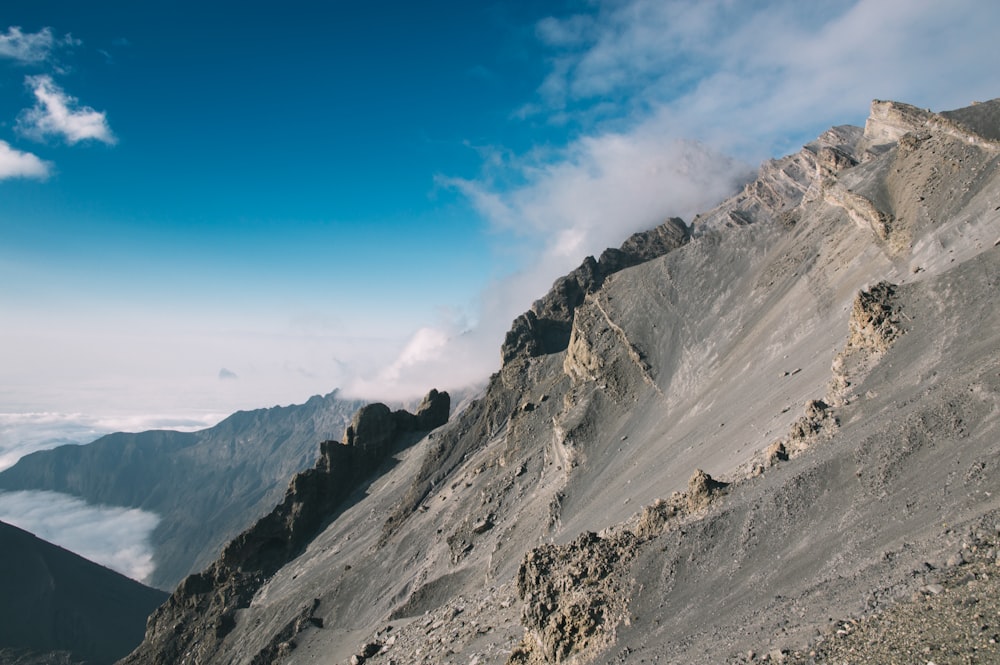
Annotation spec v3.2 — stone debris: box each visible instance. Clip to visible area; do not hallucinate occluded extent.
[782,525,1000,664]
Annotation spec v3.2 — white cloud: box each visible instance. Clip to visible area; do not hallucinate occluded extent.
[345,133,749,401]
[0,140,50,179]
[529,0,1000,156]
[0,26,78,63]
[17,74,116,145]
[0,489,160,583]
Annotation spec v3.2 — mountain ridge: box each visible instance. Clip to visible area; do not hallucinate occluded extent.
[117,96,1000,664]
[120,390,451,665]
[0,390,368,589]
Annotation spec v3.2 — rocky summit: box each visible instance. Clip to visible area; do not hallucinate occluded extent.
[117,97,1000,665]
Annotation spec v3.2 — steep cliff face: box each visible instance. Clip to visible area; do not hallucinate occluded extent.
[122,97,1000,665]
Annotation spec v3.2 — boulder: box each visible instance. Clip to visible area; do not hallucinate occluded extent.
[415,389,450,431]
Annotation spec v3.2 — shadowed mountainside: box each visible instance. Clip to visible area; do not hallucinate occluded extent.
[0,520,167,665]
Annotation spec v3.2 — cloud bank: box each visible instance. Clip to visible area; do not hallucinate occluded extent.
[345,0,1000,402]
[18,74,116,145]
[525,0,1000,154]
[0,489,160,582]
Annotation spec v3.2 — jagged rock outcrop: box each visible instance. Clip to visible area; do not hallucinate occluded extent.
[846,281,902,353]
[692,124,863,234]
[121,391,449,665]
[500,217,689,366]
[685,468,728,512]
[414,388,451,430]
[827,282,905,407]
[509,531,638,664]
[861,99,1000,158]
[860,100,935,155]
[508,468,730,664]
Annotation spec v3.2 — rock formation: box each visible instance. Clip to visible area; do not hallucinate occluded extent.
[120,391,449,665]
[500,217,689,366]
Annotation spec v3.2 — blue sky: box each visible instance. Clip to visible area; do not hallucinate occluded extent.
[3,0,1000,426]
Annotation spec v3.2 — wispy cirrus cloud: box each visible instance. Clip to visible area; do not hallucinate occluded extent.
[0,140,50,180]
[0,26,78,64]
[17,74,116,145]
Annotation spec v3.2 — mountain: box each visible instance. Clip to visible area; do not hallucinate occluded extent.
[0,520,167,665]
[0,391,367,589]
[121,96,1000,663]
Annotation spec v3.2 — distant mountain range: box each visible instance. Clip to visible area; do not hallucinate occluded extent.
[0,520,166,665]
[0,391,366,589]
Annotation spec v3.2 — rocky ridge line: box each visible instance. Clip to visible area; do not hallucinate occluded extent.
[120,390,450,665]
[380,219,692,543]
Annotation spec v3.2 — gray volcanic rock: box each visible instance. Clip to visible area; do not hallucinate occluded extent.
[500,217,689,366]
[120,97,1000,665]
[0,390,366,589]
[414,388,450,431]
[0,520,166,665]
[942,96,1000,141]
[345,403,396,460]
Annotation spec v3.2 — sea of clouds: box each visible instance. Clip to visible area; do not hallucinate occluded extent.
[0,411,218,584]
[0,489,161,582]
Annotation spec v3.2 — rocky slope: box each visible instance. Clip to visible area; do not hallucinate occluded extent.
[0,520,167,665]
[121,97,1000,665]
[120,391,449,665]
[0,391,366,589]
